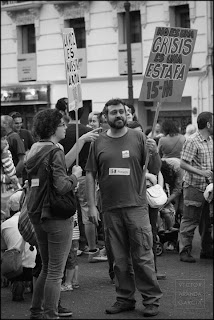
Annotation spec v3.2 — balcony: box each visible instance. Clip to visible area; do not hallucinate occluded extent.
[1,1,43,11]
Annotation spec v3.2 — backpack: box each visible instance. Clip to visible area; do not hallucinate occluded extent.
[18,183,37,248]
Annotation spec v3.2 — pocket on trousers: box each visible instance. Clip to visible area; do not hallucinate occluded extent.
[142,228,153,250]
[136,227,153,250]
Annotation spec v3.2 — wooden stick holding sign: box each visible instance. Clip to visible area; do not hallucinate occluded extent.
[139,26,197,195]
[75,108,79,166]
[139,101,161,195]
[62,28,83,166]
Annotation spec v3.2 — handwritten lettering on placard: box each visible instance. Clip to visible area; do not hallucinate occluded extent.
[139,27,197,102]
[63,28,82,111]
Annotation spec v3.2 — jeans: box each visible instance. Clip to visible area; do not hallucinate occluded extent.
[30,218,73,319]
[179,186,213,254]
[103,206,162,307]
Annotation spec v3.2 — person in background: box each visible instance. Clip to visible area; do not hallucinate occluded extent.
[86,98,162,317]
[59,102,106,263]
[1,127,19,191]
[55,97,70,126]
[124,105,135,123]
[128,121,166,280]
[184,123,197,140]
[61,211,80,291]
[158,119,185,159]
[179,112,213,263]
[87,111,109,262]
[125,103,138,122]
[1,115,25,185]
[9,112,35,153]
[160,158,184,229]
[9,112,35,183]
[1,190,37,302]
[148,123,163,140]
[87,111,101,130]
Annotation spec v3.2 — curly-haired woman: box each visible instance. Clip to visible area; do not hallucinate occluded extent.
[25,109,99,319]
[158,119,185,159]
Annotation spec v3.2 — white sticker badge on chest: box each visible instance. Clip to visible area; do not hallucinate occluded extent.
[31,178,39,187]
[109,168,130,175]
[122,150,130,158]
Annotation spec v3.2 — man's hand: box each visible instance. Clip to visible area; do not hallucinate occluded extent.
[72,165,83,179]
[201,170,213,179]
[80,128,102,143]
[88,205,100,227]
[146,172,157,186]
[146,138,158,154]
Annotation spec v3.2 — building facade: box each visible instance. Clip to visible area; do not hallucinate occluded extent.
[1,1,213,132]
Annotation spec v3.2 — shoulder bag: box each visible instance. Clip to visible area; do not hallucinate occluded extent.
[146,184,167,208]
[46,148,77,219]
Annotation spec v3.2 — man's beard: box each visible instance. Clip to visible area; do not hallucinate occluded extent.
[108,117,127,129]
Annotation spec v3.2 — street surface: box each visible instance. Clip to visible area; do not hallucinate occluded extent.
[1,228,213,319]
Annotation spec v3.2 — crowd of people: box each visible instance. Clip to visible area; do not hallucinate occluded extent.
[1,99,213,319]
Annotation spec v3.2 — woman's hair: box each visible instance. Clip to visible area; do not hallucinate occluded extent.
[127,120,143,131]
[32,109,62,139]
[88,111,100,122]
[161,160,175,189]
[161,119,179,136]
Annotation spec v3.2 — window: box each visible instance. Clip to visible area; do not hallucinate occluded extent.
[20,24,36,53]
[170,4,190,28]
[118,10,141,44]
[65,18,86,48]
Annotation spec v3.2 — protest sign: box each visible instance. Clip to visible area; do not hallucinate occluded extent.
[139,26,197,102]
[62,28,83,111]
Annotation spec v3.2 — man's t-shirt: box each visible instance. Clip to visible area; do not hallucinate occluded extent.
[85,128,148,212]
[7,131,25,167]
[60,123,91,175]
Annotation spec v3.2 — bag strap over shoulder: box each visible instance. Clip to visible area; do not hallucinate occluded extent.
[48,147,62,167]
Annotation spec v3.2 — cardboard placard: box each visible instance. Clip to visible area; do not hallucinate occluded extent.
[139,27,197,102]
[62,28,83,111]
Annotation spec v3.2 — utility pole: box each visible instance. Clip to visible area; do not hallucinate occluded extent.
[124,1,133,105]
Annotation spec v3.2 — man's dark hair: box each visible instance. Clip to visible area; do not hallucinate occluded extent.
[197,112,213,130]
[103,98,125,116]
[55,98,68,112]
[9,111,22,119]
